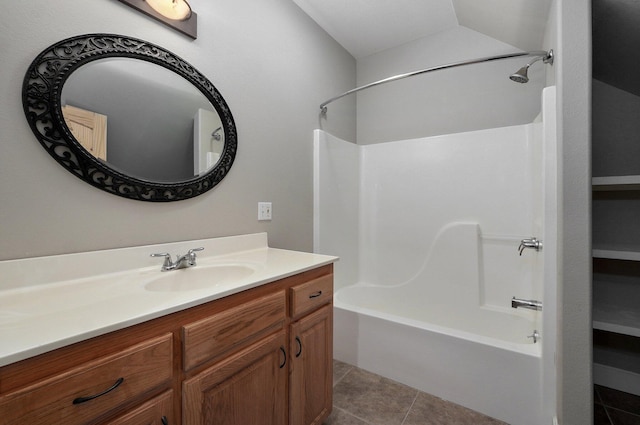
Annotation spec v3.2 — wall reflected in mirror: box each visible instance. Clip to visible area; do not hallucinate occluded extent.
[62,58,224,183]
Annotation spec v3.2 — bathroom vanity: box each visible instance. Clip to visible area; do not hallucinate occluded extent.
[0,233,336,425]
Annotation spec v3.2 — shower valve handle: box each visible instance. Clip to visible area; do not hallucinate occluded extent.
[518,238,542,256]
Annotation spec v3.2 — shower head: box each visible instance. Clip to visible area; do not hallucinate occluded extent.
[510,65,531,83]
[509,49,554,84]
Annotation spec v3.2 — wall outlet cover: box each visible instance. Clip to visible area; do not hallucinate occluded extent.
[258,202,272,221]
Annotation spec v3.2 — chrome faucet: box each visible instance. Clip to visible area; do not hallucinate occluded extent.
[518,237,542,255]
[511,297,543,311]
[528,330,540,343]
[151,247,204,271]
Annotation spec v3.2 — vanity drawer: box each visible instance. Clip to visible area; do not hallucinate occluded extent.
[0,333,173,425]
[290,273,333,317]
[182,291,286,371]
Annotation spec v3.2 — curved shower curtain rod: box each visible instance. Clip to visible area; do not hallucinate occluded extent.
[319,49,554,113]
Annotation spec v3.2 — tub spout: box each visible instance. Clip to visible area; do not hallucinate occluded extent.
[511,297,542,311]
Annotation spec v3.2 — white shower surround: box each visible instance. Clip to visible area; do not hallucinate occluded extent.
[314,87,557,425]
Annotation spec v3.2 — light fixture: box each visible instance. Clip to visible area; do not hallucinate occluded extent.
[118,0,197,39]
[145,0,192,21]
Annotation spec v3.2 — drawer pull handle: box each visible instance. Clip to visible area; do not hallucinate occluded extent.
[161,416,169,425]
[309,291,322,299]
[72,377,124,404]
[295,336,302,358]
[279,346,287,368]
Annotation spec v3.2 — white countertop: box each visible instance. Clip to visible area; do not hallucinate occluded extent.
[0,233,337,367]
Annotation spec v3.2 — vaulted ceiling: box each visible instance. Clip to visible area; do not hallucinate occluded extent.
[292,0,553,58]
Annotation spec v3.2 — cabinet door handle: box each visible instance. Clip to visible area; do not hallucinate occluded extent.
[295,336,302,358]
[309,291,322,299]
[161,416,169,425]
[72,377,124,404]
[279,346,287,368]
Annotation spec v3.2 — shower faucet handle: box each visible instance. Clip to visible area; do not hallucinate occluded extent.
[518,237,542,256]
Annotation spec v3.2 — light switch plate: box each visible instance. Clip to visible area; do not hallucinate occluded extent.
[258,202,272,221]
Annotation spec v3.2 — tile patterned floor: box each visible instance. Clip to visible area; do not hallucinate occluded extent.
[325,361,640,425]
[323,360,506,425]
[594,384,640,425]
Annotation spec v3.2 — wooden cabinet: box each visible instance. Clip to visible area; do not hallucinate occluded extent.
[182,291,286,371]
[288,273,333,425]
[183,331,288,425]
[0,264,333,425]
[289,305,333,425]
[182,267,334,425]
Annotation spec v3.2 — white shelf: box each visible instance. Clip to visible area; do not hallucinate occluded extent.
[593,310,640,338]
[593,277,640,338]
[593,175,640,191]
[593,245,640,261]
[594,343,640,374]
[593,361,640,397]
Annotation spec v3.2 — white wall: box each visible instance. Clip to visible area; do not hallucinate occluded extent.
[555,0,593,423]
[316,123,544,309]
[313,130,360,290]
[355,26,546,144]
[358,125,541,298]
[0,0,356,260]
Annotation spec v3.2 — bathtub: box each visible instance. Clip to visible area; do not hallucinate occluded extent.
[317,87,558,425]
[333,304,542,425]
[332,223,543,425]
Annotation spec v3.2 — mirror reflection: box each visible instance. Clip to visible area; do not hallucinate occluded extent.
[61,58,225,182]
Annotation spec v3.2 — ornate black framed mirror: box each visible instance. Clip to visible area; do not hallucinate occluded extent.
[23,34,237,202]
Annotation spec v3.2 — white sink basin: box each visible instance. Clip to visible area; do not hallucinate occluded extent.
[143,264,256,292]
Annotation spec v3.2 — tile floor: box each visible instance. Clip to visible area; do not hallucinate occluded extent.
[323,360,506,425]
[594,384,640,425]
[325,361,640,425]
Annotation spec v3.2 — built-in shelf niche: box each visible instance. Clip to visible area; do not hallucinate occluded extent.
[593,330,640,397]
[592,257,640,396]
[593,258,640,338]
[591,2,640,398]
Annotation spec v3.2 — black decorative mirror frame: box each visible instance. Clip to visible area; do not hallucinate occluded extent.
[23,34,237,202]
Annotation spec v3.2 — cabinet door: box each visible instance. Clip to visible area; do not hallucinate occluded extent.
[105,390,173,425]
[183,331,288,425]
[289,304,333,425]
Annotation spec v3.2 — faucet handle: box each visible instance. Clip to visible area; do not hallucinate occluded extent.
[150,252,173,268]
[186,247,204,265]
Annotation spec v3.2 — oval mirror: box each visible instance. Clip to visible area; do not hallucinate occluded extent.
[23,34,237,201]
